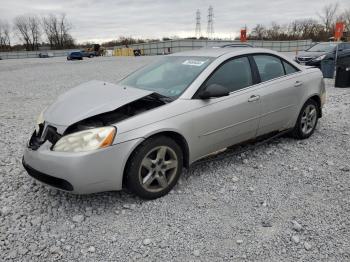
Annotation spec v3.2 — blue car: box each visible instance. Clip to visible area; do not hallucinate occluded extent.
[67,51,83,60]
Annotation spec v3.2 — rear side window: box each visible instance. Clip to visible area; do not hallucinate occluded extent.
[283,61,299,75]
[205,56,253,92]
[253,55,285,82]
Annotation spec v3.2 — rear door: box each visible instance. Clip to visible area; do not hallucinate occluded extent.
[252,54,302,136]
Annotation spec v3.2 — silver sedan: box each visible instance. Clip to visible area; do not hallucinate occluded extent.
[23,48,326,199]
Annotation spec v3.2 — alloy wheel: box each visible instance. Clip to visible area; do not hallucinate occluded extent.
[138,146,178,193]
[300,104,317,135]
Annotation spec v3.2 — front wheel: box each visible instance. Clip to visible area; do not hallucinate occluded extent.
[291,99,319,139]
[126,136,183,199]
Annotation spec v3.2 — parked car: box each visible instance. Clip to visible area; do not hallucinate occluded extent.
[39,52,54,58]
[67,51,83,60]
[23,48,326,199]
[81,50,96,58]
[295,42,350,67]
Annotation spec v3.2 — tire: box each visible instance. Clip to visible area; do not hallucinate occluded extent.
[125,136,183,199]
[89,54,93,58]
[291,99,319,139]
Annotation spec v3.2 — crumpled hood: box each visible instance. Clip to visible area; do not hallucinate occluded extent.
[44,80,153,126]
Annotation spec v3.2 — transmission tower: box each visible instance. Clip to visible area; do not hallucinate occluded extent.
[207,6,214,39]
[195,9,201,38]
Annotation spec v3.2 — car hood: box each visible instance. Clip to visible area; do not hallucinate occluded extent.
[44,80,153,126]
[297,51,326,58]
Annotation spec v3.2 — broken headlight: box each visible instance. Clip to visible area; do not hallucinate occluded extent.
[35,110,45,135]
[53,126,116,153]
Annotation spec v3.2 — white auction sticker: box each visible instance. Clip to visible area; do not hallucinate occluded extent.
[182,59,208,66]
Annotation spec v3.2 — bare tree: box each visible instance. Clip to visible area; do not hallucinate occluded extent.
[14,15,41,50]
[318,3,339,37]
[42,14,75,49]
[0,20,11,51]
[265,22,287,40]
[251,24,266,40]
[337,8,350,33]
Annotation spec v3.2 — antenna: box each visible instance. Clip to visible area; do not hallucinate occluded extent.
[195,9,201,38]
[207,6,214,39]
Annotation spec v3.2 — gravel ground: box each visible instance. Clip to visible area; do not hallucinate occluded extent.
[0,56,349,261]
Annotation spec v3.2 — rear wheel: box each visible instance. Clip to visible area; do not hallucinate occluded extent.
[126,136,183,199]
[291,99,319,139]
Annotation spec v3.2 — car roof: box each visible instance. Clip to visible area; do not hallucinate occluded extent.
[169,47,274,58]
[217,43,254,48]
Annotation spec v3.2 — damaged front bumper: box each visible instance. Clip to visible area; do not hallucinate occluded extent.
[22,137,144,194]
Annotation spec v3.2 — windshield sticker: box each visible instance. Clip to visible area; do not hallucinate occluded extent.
[182,59,208,66]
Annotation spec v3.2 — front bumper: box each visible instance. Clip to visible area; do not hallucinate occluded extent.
[22,138,143,194]
[295,57,313,65]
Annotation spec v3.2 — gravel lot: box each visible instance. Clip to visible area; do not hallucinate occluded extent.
[0,56,349,261]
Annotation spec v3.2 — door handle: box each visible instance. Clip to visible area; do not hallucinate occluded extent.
[248,95,260,102]
[294,81,303,87]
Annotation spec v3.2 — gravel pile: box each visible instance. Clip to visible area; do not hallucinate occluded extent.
[0,57,349,261]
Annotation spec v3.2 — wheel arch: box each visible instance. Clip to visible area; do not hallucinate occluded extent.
[305,94,322,118]
[122,130,190,187]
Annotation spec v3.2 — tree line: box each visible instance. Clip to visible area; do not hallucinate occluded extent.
[0,14,75,51]
[248,3,350,41]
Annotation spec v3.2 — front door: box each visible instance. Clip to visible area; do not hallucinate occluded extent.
[189,56,262,160]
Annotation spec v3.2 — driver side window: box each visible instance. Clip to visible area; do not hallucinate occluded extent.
[205,57,253,93]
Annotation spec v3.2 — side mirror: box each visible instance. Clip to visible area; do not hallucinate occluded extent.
[199,84,230,99]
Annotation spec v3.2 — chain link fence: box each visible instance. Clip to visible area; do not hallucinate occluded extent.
[0,49,81,60]
[116,39,313,56]
[0,40,313,60]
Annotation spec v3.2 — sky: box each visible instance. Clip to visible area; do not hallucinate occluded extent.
[1,0,349,43]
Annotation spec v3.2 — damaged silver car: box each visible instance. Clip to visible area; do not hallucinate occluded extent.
[23,48,326,199]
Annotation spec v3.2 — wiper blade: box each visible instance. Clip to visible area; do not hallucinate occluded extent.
[150,92,174,103]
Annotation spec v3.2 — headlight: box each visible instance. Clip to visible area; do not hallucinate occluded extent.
[35,110,45,134]
[53,126,116,153]
[314,54,326,61]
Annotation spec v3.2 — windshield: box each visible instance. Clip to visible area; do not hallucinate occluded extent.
[120,56,213,98]
[306,43,337,52]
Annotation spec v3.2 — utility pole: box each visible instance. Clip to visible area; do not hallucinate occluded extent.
[195,9,201,38]
[207,6,214,39]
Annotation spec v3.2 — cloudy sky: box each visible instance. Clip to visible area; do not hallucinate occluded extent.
[1,0,349,43]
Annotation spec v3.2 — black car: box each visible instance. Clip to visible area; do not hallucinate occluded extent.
[295,42,350,68]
